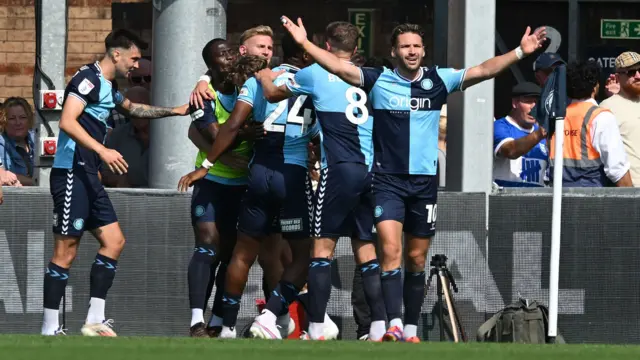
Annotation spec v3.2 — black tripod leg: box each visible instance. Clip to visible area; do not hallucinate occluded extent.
[436,275,444,341]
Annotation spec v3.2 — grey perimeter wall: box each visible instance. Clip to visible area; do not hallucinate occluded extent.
[1,187,638,344]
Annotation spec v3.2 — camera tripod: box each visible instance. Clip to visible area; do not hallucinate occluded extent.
[426,254,466,342]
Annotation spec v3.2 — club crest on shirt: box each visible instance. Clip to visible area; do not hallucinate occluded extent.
[239,88,249,96]
[545,90,555,113]
[78,78,95,95]
[421,79,433,90]
[288,77,300,88]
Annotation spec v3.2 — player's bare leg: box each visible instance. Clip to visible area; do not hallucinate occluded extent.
[402,235,431,342]
[376,219,405,341]
[351,239,387,342]
[81,222,126,337]
[42,235,80,335]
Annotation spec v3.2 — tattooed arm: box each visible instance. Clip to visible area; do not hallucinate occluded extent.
[116,97,189,119]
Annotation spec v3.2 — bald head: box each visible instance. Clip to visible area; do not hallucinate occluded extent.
[125,86,150,105]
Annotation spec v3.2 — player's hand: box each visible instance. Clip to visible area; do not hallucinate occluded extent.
[177,167,208,192]
[0,169,18,186]
[190,80,215,109]
[238,122,266,141]
[255,68,285,84]
[99,148,128,175]
[172,103,190,116]
[0,185,4,205]
[605,74,620,97]
[520,26,547,56]
[280,16,308,45]
[219,152,250,171]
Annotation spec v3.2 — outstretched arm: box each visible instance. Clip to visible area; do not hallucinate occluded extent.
[117,97,189,119]
[280,16,362,87]
[462,26,547,89]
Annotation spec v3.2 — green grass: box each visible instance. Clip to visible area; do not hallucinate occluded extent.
[1,335,639,360]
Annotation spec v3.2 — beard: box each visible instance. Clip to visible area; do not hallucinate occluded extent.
[621,81,640,97]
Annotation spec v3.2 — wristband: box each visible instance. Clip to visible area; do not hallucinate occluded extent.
[515,46,524,60]
[201,159,214,169]
[198,75,211,83]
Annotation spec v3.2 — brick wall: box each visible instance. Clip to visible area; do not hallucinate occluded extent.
[0,0,112,104]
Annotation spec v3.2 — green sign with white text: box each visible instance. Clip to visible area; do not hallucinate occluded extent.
[601,19,640,39]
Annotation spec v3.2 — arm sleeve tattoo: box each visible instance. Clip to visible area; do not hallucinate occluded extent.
[128,103,175,119]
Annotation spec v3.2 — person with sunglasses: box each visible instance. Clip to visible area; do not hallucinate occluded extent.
[601,52,640,187]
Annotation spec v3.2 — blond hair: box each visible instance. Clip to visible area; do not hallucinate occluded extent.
[0,97,35,133]
[240,25,274,45]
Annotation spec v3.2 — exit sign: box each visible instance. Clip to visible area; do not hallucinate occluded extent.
[601,19,640,39]
[348,8,375,58]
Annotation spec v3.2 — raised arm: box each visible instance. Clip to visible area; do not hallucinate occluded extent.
[462,26,547,89]
[117,96,189,119]
[281,16,362,86]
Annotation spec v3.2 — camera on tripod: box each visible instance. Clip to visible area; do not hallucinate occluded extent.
[426,253,466,342]
[430,254,448,268]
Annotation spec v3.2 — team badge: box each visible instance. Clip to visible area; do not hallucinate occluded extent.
[545,90,555,113]
[78,78,94,95]
[195,205,205,217]
[421,79,433,90]
[52,213,58,227]
[374,206,383,218]
[73,218,84,231]
[239,88,249,96]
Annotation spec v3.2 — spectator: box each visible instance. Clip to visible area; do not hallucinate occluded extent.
[350,53,366,67]
[128,58,152,91]
[109,58,153,129]
[601,52,640,187]
[0,97,36,186]
[493,82,548,187]
[101,86,151,188]
[363,56,393,68]
[533,52,565,86]
[549,60,632,187]
[436,104,447,188]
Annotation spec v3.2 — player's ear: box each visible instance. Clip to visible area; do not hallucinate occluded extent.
[325,41,331,52]
[422,47,426,57]
[391,47,396,59]
[352,46,358,57]
[239,45,247,56]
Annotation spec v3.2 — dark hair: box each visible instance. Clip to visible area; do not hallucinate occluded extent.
[227,55,269,87]
[202,38,227,69]
[390,23,424,47]
[364,56,393,68]
[325,21,358,53]
[566,60,600,99]
[104,29,148,51]
[351,53,366,67]
[281,32,304,61]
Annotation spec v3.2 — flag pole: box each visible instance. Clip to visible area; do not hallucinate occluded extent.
[548,115,564,343]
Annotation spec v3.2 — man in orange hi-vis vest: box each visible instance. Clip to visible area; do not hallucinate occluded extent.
[549,60,633,187]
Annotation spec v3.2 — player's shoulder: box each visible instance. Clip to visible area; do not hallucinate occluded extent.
[68,63,101,90]
[239,76,258,95]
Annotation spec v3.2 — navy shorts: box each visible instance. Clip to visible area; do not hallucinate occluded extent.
[237,163,312,240]
[50,168,118,237]
[313,162,374,241]
[190,179,246,236]
[372,173,438,238]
